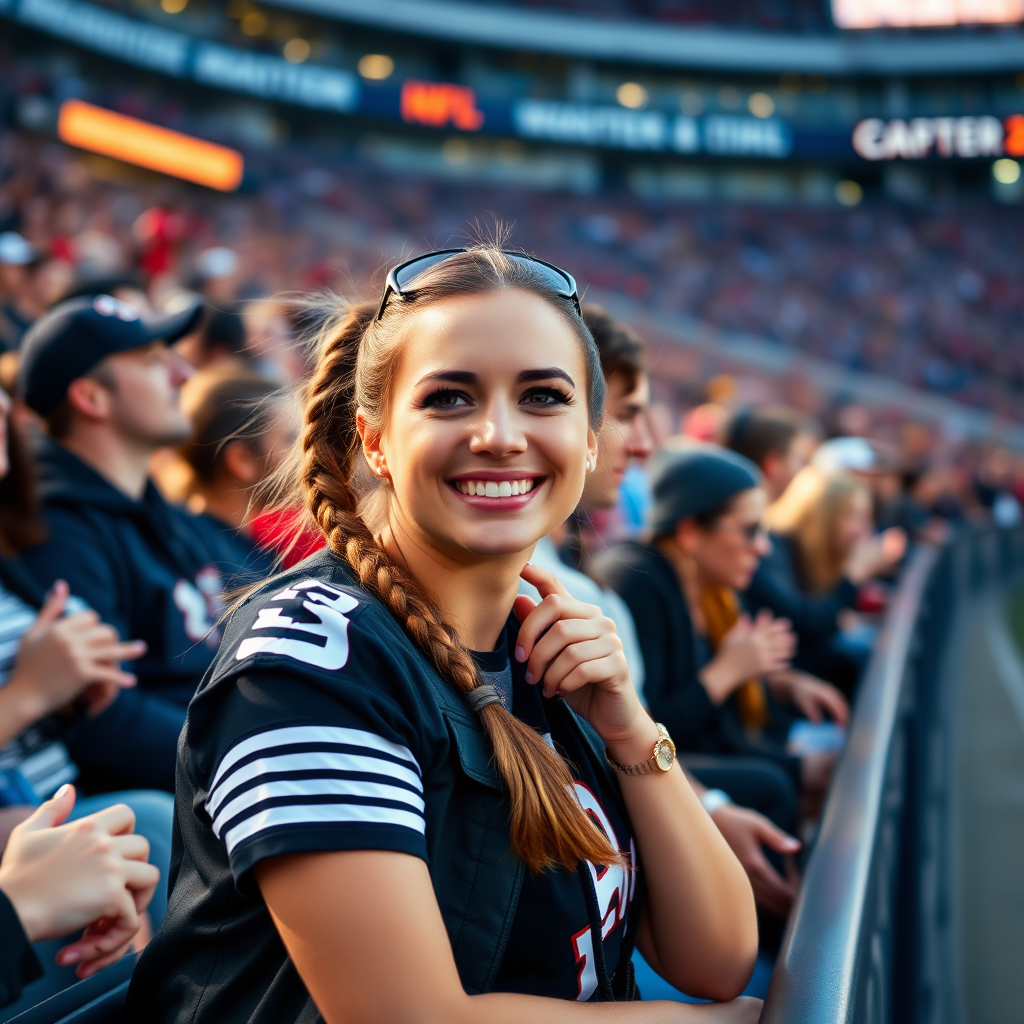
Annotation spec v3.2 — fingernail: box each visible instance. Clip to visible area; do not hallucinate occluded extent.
[133,641,147,652]
[55,784,72,800]
[57,950,81,964]
[122,674,137,685]
[525,671,535,685]
[515,645,526,663]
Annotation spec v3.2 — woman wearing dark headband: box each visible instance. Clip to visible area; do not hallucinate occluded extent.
[122,247,759,1023]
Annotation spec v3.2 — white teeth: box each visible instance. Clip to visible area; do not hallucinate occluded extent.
[455,478,536,497]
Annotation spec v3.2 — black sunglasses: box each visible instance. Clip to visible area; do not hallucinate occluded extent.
[375,248,582,320]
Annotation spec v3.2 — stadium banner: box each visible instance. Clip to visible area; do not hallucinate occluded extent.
[3,0,1024,164]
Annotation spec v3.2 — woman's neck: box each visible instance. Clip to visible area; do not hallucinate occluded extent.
[378,517,527,653]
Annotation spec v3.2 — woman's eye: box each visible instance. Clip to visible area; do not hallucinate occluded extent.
[423,389,469,409]
[522,387,571,407]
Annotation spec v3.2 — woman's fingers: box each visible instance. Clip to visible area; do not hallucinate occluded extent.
[515,593,601,663]
[538,636,621,696]
[813,684,850,726]
[79,802,136,837]
[525,616,609,684]
[109,833,151,863]
[84,638,148,663]
[519,561,570,601]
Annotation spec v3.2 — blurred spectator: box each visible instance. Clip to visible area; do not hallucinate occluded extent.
[762,466,906,691]
[159,366,297,587]
[0,786,159,1009]
[17,295,229,793]
[176,307,249,370]
[725,405,820,504]
[0,233,42,352]
[193,247,239,308]
[596,445,848,806]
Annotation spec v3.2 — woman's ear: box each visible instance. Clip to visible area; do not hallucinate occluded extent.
[356,409,388,480]
[586,427,599,475]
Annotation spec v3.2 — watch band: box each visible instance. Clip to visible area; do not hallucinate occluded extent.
[604,723,676,776]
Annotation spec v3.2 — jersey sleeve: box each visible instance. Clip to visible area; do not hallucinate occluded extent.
[198,578,429,888]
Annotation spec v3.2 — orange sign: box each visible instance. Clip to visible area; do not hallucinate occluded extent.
[400,80,484,131]
[58,100,244,192]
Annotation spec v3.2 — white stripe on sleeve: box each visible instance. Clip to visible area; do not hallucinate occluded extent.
[223,802,426,856]
[209,725,418,794]
[206,725,426,859]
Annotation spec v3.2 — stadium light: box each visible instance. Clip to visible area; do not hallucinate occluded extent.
[993,158,1021,184]
[283,38,311,63]
[359,54,395,80]
[616,83,648,109]
[241,11,267,35]
[57,100,244,192]
[160,0,188,11]
[748,93,775,118]
[835,180,863,205]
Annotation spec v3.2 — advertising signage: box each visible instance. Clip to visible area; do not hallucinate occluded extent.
[852,115,1024,160]
[4,0,1024,167]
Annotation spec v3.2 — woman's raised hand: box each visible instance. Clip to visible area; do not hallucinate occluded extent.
[513,562,646,748]
[6,580,146,723]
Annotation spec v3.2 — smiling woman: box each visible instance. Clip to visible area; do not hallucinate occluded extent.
[122,246,760,1024]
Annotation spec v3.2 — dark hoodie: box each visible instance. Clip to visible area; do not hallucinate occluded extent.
[20,437,233,792]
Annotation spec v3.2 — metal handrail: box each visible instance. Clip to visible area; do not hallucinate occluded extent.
[760,544,940,1024]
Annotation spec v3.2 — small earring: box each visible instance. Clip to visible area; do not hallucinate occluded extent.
[585,459,593,473]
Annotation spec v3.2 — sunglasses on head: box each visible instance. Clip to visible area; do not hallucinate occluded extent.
[375,248,582,321]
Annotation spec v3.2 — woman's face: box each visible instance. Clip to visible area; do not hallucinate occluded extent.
[0,387,11,481]
[368,289,596,562]
[834,487,873,555]
[687,487,770,592]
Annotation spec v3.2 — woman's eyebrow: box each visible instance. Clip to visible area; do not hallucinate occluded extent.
[518,368,576,387]
[417,370,477,387]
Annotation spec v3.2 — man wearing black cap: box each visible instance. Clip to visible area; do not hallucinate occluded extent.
[18,294,229,793]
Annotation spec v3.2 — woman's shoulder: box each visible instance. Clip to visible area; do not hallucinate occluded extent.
[203,549,435,704]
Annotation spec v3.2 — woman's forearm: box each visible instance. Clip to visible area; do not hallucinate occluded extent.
[607,722,758,1000]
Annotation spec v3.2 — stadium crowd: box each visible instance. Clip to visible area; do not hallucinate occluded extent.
[0,125,1021,1022]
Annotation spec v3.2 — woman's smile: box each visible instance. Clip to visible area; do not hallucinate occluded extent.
[447,470,547,510]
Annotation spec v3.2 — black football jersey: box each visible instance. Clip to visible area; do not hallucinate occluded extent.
[122,550,642,1023]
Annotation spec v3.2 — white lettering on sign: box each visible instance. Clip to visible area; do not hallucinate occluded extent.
[853,116,1005,160]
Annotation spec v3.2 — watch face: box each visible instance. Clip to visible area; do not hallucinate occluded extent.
[654,738,675,771]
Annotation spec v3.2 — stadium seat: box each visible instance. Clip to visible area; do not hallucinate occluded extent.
[6,956,135,1024]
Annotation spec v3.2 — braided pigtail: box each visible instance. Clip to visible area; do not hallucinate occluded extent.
[300,295,619,874]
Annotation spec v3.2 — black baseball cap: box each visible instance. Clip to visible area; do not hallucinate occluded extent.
[19,294,204,417]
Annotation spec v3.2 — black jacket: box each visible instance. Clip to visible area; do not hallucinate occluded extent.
[21,438,233,792]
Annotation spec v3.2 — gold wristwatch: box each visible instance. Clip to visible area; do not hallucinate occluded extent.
[605,723,676,776]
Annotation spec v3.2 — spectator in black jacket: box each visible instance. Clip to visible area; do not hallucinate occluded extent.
[596,445,848,805]
[727,407,903,691]
[17,295,232,793]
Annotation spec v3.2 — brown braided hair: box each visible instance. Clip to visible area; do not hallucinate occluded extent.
[293,247,618,873]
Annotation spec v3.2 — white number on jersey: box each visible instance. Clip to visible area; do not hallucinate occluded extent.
[235,579,359,671]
